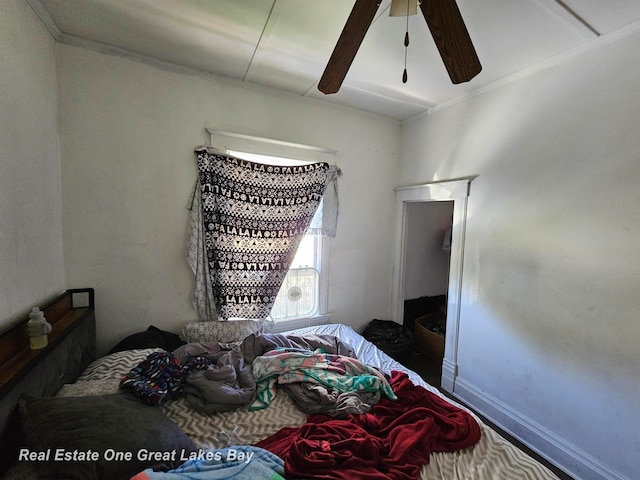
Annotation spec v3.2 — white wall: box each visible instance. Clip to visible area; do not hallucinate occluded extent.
[404,201,453,300]
[399,30,640,480]
[0,0,65,331]
[56,44,401,355]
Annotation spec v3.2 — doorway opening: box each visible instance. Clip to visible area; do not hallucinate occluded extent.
[402,201,453,386]
[390,179,472,393]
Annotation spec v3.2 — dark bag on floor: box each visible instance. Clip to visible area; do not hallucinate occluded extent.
[362,319,414,363]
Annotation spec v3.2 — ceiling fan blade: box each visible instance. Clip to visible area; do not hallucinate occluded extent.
[420,0,482,84]
[318,0,381,95]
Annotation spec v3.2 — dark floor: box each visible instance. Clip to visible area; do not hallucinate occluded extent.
[402,351,575,480]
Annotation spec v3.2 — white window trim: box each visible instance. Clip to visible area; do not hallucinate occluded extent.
[206,128,337,163]
[268,314,333,333]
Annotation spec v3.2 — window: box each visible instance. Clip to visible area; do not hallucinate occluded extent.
[226,150,328,328]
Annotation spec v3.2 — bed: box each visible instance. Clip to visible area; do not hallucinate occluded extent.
[1,290,562,480]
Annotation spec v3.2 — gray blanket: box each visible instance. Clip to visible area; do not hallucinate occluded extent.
[172,333,358,414]
[282,383,381,417]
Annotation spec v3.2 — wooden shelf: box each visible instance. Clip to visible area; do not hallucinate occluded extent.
[0,289,94,396]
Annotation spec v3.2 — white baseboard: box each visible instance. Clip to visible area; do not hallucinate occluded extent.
[453,376,629,480]
[440,357,457,393]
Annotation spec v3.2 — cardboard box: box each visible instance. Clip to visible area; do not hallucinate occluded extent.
[413,313,445,365]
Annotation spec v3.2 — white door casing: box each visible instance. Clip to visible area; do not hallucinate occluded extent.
[391,178,472,393]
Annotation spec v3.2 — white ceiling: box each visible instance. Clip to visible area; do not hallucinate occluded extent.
[28,0,640,121]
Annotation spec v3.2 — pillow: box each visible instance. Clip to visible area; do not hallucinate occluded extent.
[78,348,161,382]
[57,379,121,397]
[180,320,264,343]
[18,393,197,480]
[109,325,186,354]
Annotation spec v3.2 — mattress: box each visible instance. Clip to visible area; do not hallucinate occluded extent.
[54,323,561,480]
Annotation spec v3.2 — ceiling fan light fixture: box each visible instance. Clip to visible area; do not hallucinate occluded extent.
[389,0,418,17]
[319,0,480,95]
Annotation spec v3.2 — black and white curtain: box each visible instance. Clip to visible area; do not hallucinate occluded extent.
[187,146,340,320]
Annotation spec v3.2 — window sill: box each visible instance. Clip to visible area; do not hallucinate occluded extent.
[266,314,333,333]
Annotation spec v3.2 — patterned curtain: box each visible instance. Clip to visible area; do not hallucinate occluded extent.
[190,147,332,320]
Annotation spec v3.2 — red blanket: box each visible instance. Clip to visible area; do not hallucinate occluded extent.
[256,371,481,480]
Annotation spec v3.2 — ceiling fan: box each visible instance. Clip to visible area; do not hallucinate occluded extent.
[318,0,482,94]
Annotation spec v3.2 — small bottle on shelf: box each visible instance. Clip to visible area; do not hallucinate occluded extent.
[27,307,52,350]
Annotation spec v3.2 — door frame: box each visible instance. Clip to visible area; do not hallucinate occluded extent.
[390,178,472,393]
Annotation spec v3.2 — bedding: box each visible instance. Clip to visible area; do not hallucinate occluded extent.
[256,370,481,480]
[166,333,357,414]
[252,350,389,417]
[131,446,285,480]
[18,393,197,480]
[179,320,265,344]
[6,323,562,480]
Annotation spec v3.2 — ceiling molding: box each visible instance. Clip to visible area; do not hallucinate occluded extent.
[25,0,262,87]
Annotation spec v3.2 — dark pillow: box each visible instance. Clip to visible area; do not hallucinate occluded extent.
[18,393,196,480]
[109,325,186,354]
[148,325,186,352]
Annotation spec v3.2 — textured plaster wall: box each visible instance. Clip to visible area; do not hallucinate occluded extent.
[399,30,640,480]
[0,0,65,330]
[56,44,401,354]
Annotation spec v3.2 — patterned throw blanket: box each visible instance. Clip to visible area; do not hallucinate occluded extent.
[119,352,210,405]
[251,350,397,414]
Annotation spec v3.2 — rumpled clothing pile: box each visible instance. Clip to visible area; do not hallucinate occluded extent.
[256,371,482,480]
[120,333,361,413]
[251,349,397,416]
[173,343,256,413]
[119,352,210,405]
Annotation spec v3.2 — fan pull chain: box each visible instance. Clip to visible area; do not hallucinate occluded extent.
[402,1,410,83]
